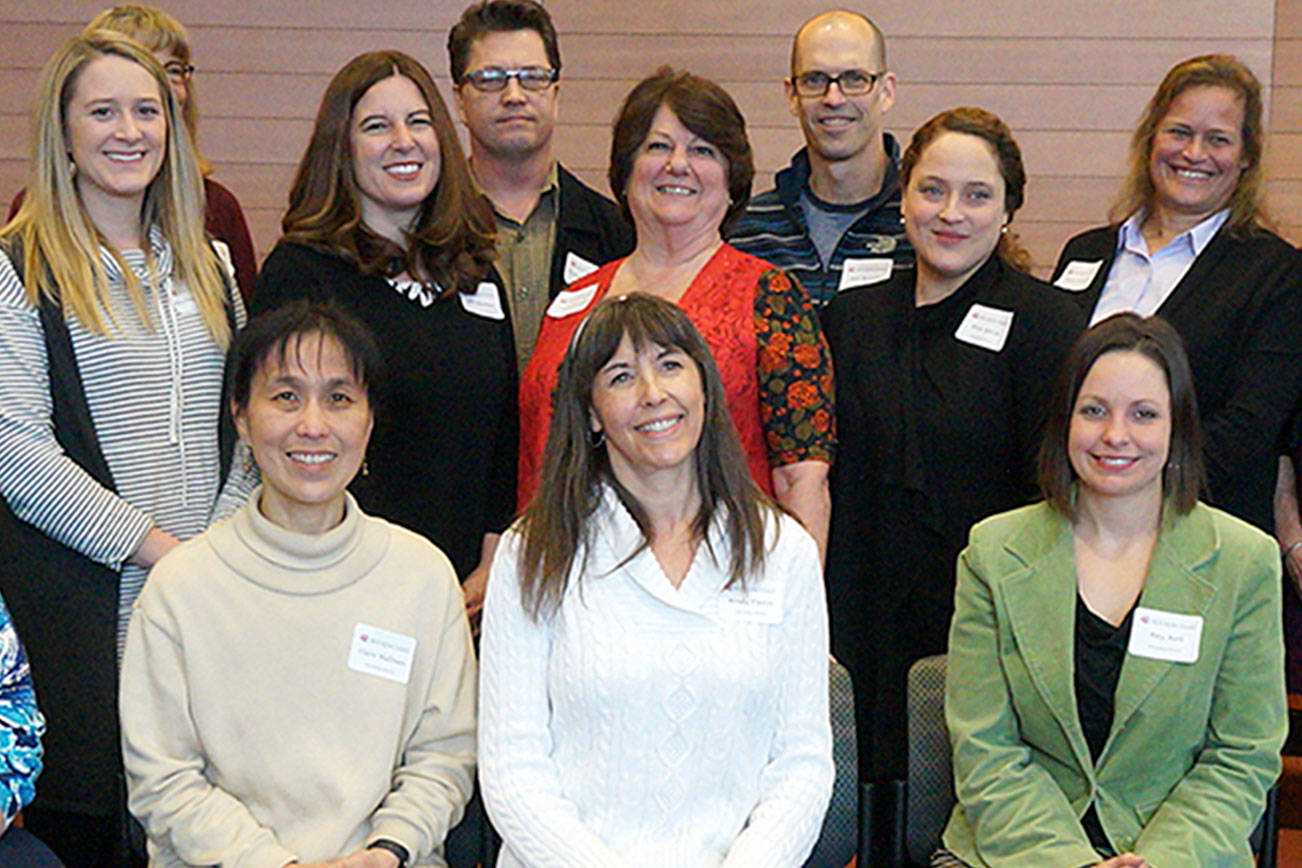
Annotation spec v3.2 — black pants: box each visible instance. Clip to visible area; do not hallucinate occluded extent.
[21,807,144,868]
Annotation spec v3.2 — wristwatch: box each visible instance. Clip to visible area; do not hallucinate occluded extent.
[367,839,409,868]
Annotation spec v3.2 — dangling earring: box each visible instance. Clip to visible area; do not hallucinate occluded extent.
[361,459,370,477]
[589,429,605,448]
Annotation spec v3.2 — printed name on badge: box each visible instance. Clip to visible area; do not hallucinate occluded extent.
[720,586,783,624]
[563,252,600,285]
[954,303,1014,352]
[838,258,894,291]
[459,281,506,320]
[347,622,417,684]
[1054,260,1103,292]
[1127,606,1203,664]
[546,283,599,319]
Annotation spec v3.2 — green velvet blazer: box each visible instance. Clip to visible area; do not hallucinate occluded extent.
[942,501,1286,868]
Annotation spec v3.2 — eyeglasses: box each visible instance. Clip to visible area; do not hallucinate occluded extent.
[462,66,559,92]
[162,61,195,84]
[791,69,883,98]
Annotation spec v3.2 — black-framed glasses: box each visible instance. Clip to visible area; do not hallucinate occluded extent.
[163,61,195,84]
[462,66,559,92]
[792,69,883,97]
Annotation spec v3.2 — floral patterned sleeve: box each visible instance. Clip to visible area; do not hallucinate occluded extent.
[754,268,835,467]
[0,594,43,828]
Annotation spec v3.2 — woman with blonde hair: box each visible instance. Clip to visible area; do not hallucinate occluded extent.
[8,4,259,301]
[1052,54,1302,535]
[0,30,245,864]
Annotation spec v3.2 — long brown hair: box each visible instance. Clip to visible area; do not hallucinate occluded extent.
[517,293,772,620]
[901,106,1031,272]
[1110,54,1269,236]
[281,51,495,296]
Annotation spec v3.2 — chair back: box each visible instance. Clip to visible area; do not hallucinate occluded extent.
[803,659,860,867]
[906,653,954,864]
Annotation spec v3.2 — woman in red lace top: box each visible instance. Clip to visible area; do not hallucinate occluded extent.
[518,67,835,554]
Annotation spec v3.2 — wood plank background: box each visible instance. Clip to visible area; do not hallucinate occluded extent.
[0,0,1294,275]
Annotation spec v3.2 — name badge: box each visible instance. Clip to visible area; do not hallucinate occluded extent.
[954,303,1014,352]
[563,252,600,285]
[720,586,783,624]
[171,288,198,318]
[1054,260,1103,292]
[1128,606,1203,663]
[459,281,506,320]
[347,622,416,684]
[838,258,894,291]
[546,283,599,319]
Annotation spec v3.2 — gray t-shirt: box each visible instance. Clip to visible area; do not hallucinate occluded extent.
[798,188,873,268]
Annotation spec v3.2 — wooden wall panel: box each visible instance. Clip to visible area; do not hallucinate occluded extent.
[0,0,1288,272]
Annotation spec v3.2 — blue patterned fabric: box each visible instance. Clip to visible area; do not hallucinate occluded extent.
[0,594,43,825]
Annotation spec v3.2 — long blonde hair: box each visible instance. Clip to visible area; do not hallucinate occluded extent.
[84,4,210,176]
[1110,54,1270,236]
[3,30,230,345]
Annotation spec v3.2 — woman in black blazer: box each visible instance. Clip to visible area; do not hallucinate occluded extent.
[1052,54,1302,534]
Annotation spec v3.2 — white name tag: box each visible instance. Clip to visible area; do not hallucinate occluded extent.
[954,303,1014,352]
[1128,606,1203,663]
[1054,260,1103,292]
[171,288,198,318]
[838,258,894,291]
[546,283,599,319]
[347,622,416,684]
[720,586,783,624]
[563,252,600,285]
[459,281,506,320]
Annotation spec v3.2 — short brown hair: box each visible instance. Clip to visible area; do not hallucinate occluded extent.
[282,51,495,296]
[901,106,1030,271]
[1111,54,1268,235]
[608,67,754,233]
[1038,313,1203,519]
[447,0,561,84]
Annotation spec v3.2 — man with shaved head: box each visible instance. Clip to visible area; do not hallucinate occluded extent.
[728,10,912,308]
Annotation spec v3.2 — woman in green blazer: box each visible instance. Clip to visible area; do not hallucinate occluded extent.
[939,314,1286,868]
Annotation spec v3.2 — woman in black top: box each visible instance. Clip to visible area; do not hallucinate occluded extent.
[822,108,1082,849]
[255,51,516,617]
[1051,55,1302,534]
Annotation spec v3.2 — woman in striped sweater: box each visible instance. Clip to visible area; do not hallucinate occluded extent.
[0,30,245,866]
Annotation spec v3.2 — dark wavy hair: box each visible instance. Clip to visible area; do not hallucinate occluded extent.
[517,292,771,620]
[447,0,561,84]
[281,51,495,296]
[1038,313,1203,519]
[608,67,754,234]
[901,106,1030,272]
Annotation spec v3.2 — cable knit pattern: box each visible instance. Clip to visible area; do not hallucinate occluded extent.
[480,486,833,867]
[121,490,477,868]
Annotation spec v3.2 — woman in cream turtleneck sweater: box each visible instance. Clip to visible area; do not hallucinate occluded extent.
[120,302,477,868]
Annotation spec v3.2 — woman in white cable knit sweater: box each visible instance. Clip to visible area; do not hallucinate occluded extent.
[120,302,477,868]
[480,292,833,867]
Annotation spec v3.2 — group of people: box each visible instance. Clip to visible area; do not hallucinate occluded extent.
[0,2,1294,867]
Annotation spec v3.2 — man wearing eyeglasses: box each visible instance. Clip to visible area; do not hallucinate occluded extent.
[449,0,634,370]
[728,10,912,308]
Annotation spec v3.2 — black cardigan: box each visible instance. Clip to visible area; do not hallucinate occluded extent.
[1052,223,1302,532]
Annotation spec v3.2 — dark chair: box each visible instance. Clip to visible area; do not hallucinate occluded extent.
[803,658,861,867]
[905,654,952,867]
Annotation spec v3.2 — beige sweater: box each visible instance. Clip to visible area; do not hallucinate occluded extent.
[120,490,477,868]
